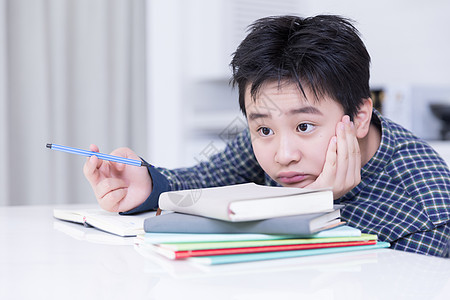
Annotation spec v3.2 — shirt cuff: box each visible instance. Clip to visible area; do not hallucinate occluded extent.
[119,163,170,215]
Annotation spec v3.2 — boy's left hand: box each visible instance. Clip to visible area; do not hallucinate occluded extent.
[306,115,361,199]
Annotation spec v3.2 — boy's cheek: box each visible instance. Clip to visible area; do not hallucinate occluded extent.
[307,135,332,172]
[251,142,273,173]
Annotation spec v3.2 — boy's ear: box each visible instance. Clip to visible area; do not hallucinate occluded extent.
[353,98,373,139]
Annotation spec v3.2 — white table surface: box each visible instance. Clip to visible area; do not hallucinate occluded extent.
[0,205,449,300]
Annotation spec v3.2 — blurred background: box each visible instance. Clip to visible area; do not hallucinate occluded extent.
[1,0,450,206]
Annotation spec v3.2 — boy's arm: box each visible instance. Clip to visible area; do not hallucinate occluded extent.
[122,129,266,214]
[341,139,450,257]
[390,145,450,257]
[389,223,450,257]
[397,143,450,256]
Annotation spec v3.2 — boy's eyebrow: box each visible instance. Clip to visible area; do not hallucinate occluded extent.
[288,106,323,116]
[247,106,323,121]
[248,112,271,121]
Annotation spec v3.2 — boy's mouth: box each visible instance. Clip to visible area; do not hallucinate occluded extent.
[277,172,307,184]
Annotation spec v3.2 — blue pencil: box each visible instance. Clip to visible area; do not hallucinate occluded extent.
[46,143,150,167]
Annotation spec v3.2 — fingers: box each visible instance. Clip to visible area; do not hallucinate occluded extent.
[83,146,132,180]
[95,177,128,212]
[83,155,101,185]
[82,145,145,212]
[335,115,361,194]
[335,119,349,181]
[89,144,99,152]
[83,144,101,179]
[347,121,361,184]
[343,116,361,187]
[110,147,139,172]
[99,188,128,212]
[320,136,337,182]
[304,115,361,199]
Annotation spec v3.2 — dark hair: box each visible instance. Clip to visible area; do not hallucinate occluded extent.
[230,15,371,118]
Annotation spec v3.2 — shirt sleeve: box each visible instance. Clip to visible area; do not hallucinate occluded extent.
[120,164,170,215]
[389,143,450,256]
[377,140,450,256]
[390,223,450,257]
[340,131,450,257]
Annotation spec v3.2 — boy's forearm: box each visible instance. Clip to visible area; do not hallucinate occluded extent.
[389,223,450,257]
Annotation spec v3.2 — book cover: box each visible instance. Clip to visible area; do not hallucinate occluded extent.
[158,183,333,221]
[187,242,391,265]
[149,240,378,259]
[144,207,341,235]
[53,208,162,237]
[136,225,361,244]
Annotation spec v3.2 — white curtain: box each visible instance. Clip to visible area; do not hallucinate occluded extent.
[0,0,147,205]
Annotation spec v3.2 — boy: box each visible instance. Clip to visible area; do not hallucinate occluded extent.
[84,15,449,257]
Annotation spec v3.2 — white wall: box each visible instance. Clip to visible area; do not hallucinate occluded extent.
[146,0,185,169]
[299,0,450,88]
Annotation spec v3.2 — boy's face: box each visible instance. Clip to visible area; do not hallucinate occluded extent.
[245,81,345,188]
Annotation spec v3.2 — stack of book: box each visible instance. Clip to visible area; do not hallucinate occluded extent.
[134,227,389,265]
[137,183,390,265]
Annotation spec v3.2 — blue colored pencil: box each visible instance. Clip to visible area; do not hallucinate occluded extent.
[46,143,149,167]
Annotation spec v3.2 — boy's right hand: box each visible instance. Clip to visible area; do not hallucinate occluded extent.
[306,115,361,199]
[83,145,152,212]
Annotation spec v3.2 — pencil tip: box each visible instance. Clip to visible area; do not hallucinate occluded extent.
[141,161,151,168]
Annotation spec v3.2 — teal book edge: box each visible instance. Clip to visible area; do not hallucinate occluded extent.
[187,242,391,265]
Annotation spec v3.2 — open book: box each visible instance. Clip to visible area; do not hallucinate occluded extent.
[53,208,162,237]
[158,183,333,222]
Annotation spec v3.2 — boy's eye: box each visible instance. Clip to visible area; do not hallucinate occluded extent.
[257,127,274,136]
[297,123,315,133]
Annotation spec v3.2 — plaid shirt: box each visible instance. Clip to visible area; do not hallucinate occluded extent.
[133,110,449,257]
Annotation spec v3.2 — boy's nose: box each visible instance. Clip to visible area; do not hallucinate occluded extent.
[274,134,301,165]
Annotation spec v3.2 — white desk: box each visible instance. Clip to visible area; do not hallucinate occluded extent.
[0,205,449,300]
